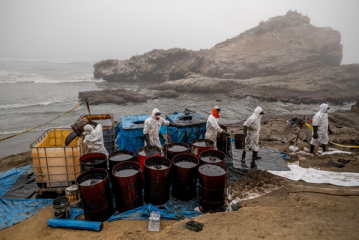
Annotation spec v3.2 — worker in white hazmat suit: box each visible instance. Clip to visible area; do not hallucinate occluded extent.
[143,108,178,149]
[242,106,264,168]
[83,123,109,157]
[204,106,230,149]
[310,103,332,153]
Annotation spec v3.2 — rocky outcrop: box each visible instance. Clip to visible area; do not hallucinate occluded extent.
[150,90,179,100]
[79,89,147,105]
[94,11,342,82]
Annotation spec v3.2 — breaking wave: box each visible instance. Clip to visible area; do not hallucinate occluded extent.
[0,125,71,135]
[0,99,67,110]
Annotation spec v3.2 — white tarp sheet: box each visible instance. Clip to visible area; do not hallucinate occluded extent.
[269,165,359,187]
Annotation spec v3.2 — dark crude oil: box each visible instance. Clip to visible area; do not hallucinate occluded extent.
[201,154,223,163]
[199,164,226,176]
[146,160,170,170]
[111,154,133,161]
[193,141,211,147]
[93,119,112,127]
[82,157,105,165]
[114,168,138,177]
[168,145,188,152]
[139,148,160,156]
[79,178,103,186]
[174,158,197,168]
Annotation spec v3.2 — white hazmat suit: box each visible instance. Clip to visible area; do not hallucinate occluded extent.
[204,107,223,149]
[243,106,263,152]
[83,124,109,156]
[310,103,329,145]
[143,108,170,149]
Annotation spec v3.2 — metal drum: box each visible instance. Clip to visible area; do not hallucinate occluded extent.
[172,154,199,201]
[144,156,172,205]
[108,150,135,179]
[112,161,142,213]
[191,139,214,158]
[166,142,189,161]
[76,168,114,222]
[234,134,245,149]
[137,146,162,183]
[198,164,227,213]
[80,153,107,173]
[199,149,226,166]
[217,125,227,153]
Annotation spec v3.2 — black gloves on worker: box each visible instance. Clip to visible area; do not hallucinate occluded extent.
[313,126,319,139]
[243,126,248,138]
[169,122,177,127]
[144,134,151,146]
[87,118,99,127]
[222,131,230,136]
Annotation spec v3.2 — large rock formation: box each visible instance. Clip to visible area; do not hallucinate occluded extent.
[78,89,147,105]
[94,11,342,82]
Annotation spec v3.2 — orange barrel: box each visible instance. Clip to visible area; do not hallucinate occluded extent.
[191,139,214,158]
[166,142,189,161]
[172,154,199,201]
[137,146,161,184]
[216,125,227,153]
[112,161,142,213]
[80,153,107,173]
[234,134,245,149]
[144,156,172,205]
[199,149,226,166]
[198,164,227,213]
[76,168,114,221]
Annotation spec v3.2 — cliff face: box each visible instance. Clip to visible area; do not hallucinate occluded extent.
[94,11,342,82]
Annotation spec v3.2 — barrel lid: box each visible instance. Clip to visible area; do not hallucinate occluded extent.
[198,164,227,176]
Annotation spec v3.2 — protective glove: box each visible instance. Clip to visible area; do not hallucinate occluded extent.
[169,122,177,127]
[243,126,248,138]
[222,131,230,136]
[328,127,333,135]
[87,118,99,127]
[144,134,151,146]
[79,133,86,138]
[313,126,319,139]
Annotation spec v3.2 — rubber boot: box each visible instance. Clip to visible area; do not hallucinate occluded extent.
[322,144,327,152]
[241,151,246,163]
[310,144,315,154]
[252,151,261,160]
[250,159,257,169]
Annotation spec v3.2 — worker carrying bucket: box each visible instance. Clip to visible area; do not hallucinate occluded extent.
[242,106,264,169]
[204,106,230,149]
[143,108,178,149]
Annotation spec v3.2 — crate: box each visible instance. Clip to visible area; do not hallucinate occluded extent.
[30,129,85,189]
[78,114,115,154]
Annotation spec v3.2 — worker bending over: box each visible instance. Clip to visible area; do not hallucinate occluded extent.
[205,106,230,149]
[310,103,332,153]
[242,106,264,168]
[83,121,109,156]
[144,108,177,149]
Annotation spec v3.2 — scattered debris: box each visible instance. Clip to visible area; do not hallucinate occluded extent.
[338,159,351,164]
[327,161,345,168]
[183,221,204,232]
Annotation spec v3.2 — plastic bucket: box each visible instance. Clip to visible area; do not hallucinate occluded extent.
[234,134,245,149]
[198,164,227,213]
[137,146,161,184]
[172,154,199,201]
[144,156,172,205]
[108,150,135,179]
[76,168,114,222]
[166,142,189,161]
[191,139,214,158]
[216,125,227,153]
[52,196,71,219]
[112,161,142,213]
[199,149,226,166]
[80,153,107,173]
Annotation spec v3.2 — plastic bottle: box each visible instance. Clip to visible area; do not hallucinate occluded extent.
[148,212,154,231]
[154,211,160,231]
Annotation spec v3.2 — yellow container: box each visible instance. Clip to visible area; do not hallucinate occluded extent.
[31,129,85,188]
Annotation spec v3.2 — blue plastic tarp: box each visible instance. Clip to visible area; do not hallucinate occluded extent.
[0,165,52,230]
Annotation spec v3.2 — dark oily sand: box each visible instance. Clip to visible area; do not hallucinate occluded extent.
[146,161,170,170]
[110,154,133,162]
[82,157,106,165]
[114,168,139,177]
[93,119,112,127]
[193,141,212,147]
[168,145,188,152]
[201,154,223,163]
[199,164,226,176]
[175,160,197,168]
[139,148,160,156]
[79,178,103,186]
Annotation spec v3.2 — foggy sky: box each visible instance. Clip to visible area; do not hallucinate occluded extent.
[0,0,358,64]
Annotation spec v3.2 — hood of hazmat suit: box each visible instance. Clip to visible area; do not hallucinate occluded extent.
[143,108,170,149]
[204,107,223,149]
[83,124,109,156]
[310,103,329,145]
[243,106,263,152]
